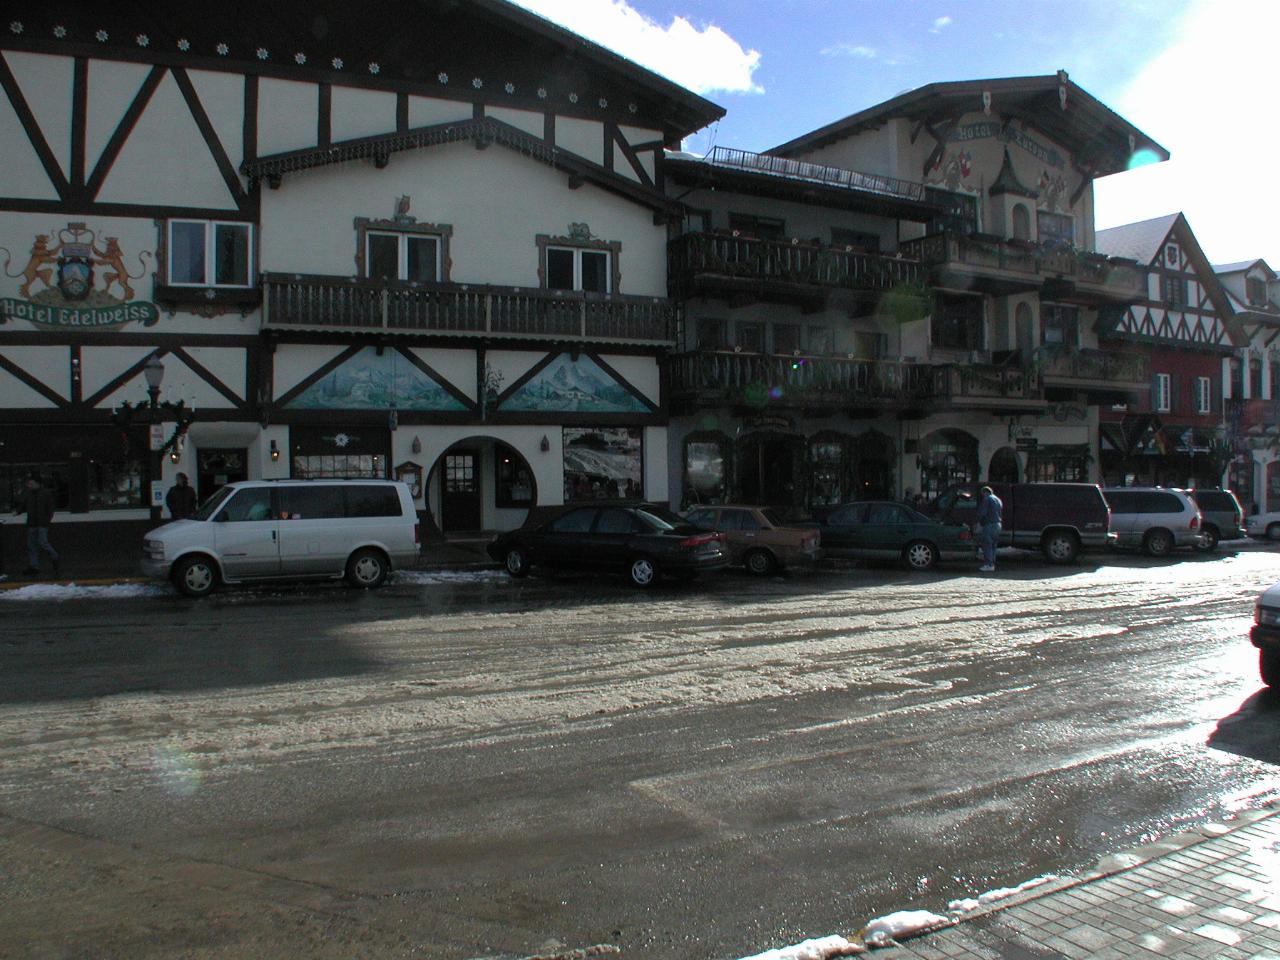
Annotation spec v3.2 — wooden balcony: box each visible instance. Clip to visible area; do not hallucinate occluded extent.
[900,234,1148,303]
[669,350,1042,414]
[1226,397,1280,434]
[1036,346,1149,399]
[261,273,676,345]
[668,232,923,308]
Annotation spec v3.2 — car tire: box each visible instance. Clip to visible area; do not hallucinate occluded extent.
[345,548,388,589]
[1142,529,1174,558]
[628,555,658,588]
[1195,525,1219,553]
[1268,523,1280,542]
[1262,649,1280,688]
[504,547,531,578]
[1041,530,1079,564]
[172,554,218,598]
[903,540,937,571]
[744,548,777,576]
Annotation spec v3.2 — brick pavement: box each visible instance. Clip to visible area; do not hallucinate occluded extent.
[883,802,1280,959]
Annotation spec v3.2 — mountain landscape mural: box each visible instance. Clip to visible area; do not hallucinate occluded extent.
[502,354,649,412]
[287,347,467,410]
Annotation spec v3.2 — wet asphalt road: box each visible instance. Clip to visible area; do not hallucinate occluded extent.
[2,546,1279,960]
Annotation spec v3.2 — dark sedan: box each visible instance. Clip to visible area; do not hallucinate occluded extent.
[487,503,729,587]
[816,500,974,570]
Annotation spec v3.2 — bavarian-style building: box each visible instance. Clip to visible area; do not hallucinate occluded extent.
[0,0,721,550]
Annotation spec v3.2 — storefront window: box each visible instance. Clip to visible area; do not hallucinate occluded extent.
[0,425,144,512]
[564,427,642,501]
[293,454,385,478]
[1026,447,1088,483]
[919,429,978,500]
[808,436,848,508]
[684,437,727,506]
[496,444,534,507]
[87,458,145,509]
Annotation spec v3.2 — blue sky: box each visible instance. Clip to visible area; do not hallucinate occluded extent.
[514,0,1280,272]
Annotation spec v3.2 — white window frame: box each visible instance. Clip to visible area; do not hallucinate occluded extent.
[166,219,253,288]
[545,245,612,294]
[1195,377,1212,415]
[365,230,442,283]
[1154,372,1172,413]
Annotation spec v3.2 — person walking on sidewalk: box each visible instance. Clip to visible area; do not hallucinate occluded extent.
[165,472,197,520]
[20,473,59,578]
[975,484,1002,573]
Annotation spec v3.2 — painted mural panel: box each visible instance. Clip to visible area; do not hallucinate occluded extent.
[503,354,647,413]
[563,426,643,501]
[287,347,466,410]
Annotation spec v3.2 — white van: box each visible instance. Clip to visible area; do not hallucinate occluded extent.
[142,479,420,597]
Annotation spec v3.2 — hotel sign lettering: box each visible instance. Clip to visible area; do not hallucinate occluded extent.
[950,122,1065,170]
[0,222,158,328]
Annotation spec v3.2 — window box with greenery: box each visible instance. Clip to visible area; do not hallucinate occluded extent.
[154,219,260,310]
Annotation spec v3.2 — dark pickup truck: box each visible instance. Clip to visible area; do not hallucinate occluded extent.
[926,482,1117,564]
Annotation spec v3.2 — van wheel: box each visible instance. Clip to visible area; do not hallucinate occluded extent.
[346,548,388,589]
[504,547,531,578]
[1262,649,1280,688]
[172,555,218,598]
[903,540,937,571]
[1195,525,1219,553]
[1041,531,1079,564]
[628,555,658,588]
[1142,529,1174,557]
[744,548,777,576]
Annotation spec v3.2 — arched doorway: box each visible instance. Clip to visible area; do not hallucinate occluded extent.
[854,429,895,500]
[807,431,853,509]
[919,429,978,500]
[428,438,537,534]
[682,431,731,508]
[737,431,804,509]
[989,446,1021,484]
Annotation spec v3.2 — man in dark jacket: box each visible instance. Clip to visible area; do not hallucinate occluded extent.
[165,472,198,520]
[21,473,59,577]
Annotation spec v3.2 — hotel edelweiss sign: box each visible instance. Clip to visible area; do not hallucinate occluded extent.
[1,222,158,328]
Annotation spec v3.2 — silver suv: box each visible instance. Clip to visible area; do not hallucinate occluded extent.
[1102,487,1203,557]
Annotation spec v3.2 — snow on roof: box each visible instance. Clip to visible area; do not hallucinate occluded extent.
[1095,214,1180,265]
[1215,260,1258,274]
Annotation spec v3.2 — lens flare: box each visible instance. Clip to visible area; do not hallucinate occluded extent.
[1127,148,1162,170]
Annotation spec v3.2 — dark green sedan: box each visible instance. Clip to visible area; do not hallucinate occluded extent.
[816,500,975,570]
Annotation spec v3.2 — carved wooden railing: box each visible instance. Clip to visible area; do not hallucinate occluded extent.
[668,233,922,296]
[670,351,936,406]
[1035,346,1149,385]
[261,273,676,343]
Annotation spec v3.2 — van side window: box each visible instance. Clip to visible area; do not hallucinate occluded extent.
[346,486,403,517]
[278,485,345,519]
[221,488,273,522]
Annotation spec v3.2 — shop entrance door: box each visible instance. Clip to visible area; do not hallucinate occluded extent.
[442,450,481,532]
[737,433,803,510]
[197,448,247,503]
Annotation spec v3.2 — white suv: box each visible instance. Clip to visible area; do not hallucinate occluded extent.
[1102,487,1203,557]
[142,479,420,597]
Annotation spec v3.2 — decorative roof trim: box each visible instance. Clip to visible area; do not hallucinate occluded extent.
[240,116,677,213]
[988,147,1038,198]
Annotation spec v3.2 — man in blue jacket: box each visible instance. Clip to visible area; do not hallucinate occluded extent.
[975,484,1003,572]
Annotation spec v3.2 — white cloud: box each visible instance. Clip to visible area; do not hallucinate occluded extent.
[1094,0,1280,268]
[822,43,878,59]
[509,0,762,95]
[931,15,953,33]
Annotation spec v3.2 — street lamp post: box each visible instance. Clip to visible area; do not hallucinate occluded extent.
[143,355,165,521]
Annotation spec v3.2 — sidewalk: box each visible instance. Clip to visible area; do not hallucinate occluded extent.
[880,801,1280,959]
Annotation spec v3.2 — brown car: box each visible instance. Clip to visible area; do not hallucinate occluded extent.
[684,504,821,575]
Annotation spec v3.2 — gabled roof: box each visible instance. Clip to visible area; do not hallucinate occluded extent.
[242,116,680,213]
[769,72,1168,179]
[1096,212,1246,346]
[1095,214,1180,264]
[1214,259,1275,278]
[4,0,724,144]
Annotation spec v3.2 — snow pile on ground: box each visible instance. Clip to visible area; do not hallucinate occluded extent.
[396,569,505,584]
[0,582,167,602]
[860,910,951,947]
[947,874,1059,914]
[737,934,866,960]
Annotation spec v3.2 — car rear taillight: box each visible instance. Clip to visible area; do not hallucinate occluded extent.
[1189,515,1199,530]
[414,522,421,544]
[959,528,973,541]
[679,532,721,548]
